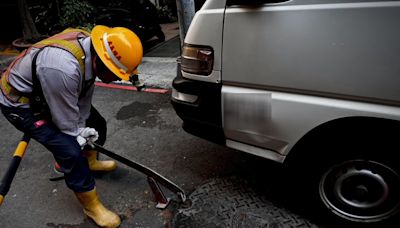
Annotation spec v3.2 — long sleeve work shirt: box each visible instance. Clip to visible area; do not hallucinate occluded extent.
[0,37,95,136]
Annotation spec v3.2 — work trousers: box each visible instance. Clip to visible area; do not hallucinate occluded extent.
[0,104,107,192]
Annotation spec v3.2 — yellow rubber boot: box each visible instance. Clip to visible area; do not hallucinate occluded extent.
[75,188,121,228]
[84,150,117,172]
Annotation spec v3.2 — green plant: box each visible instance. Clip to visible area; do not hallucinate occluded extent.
[59,0,96,29]
[32,1,59,35]
[33,0,95,35]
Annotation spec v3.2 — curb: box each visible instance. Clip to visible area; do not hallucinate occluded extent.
[145,35,180,54]
[95,82,170,94]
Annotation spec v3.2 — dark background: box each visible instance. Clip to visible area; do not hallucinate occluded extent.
[0,0,206,42]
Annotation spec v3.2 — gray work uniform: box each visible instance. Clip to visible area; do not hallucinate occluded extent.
[0,36,98,192]
[0,37,95,136]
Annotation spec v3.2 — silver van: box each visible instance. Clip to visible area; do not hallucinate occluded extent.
[171,0,400,226]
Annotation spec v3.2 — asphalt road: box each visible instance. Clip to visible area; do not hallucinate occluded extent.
[0,86,240,227]
[0,85,325,228]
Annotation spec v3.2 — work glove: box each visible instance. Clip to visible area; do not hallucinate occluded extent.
[76,127,99,148]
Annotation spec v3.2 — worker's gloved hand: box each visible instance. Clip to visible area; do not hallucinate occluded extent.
[76,127,99,148]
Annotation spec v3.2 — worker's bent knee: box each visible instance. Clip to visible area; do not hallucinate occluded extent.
[55,148,84,174]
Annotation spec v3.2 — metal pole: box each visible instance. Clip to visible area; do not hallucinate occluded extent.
[175,0,195,47]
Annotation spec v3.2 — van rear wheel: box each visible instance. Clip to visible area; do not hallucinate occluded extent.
[318,159,400,224]
[286,130,400,227]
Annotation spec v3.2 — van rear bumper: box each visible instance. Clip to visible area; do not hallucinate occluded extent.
[171,65,225,144]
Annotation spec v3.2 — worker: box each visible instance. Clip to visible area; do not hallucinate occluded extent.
[0,25,143,227]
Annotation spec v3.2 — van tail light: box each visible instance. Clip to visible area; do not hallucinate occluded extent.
[180,44,213,76]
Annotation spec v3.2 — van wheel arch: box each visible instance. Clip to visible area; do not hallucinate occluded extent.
[283,117,400,226]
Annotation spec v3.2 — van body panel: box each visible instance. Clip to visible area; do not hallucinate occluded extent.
[222,85,400,161]
[202,0,227,9]
[222,1,400,104]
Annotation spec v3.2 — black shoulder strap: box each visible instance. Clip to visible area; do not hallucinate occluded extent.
[30,48,51,119]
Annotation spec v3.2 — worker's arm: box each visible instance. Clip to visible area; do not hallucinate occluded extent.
[36,47,82,136]
[77,82,95,128]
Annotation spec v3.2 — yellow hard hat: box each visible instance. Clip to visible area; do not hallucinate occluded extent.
[91,25,143,81]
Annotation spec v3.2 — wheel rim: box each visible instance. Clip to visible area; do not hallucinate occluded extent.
[319,160,400,222]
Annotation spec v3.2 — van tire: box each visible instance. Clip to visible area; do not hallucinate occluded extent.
[285,128,400,227]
